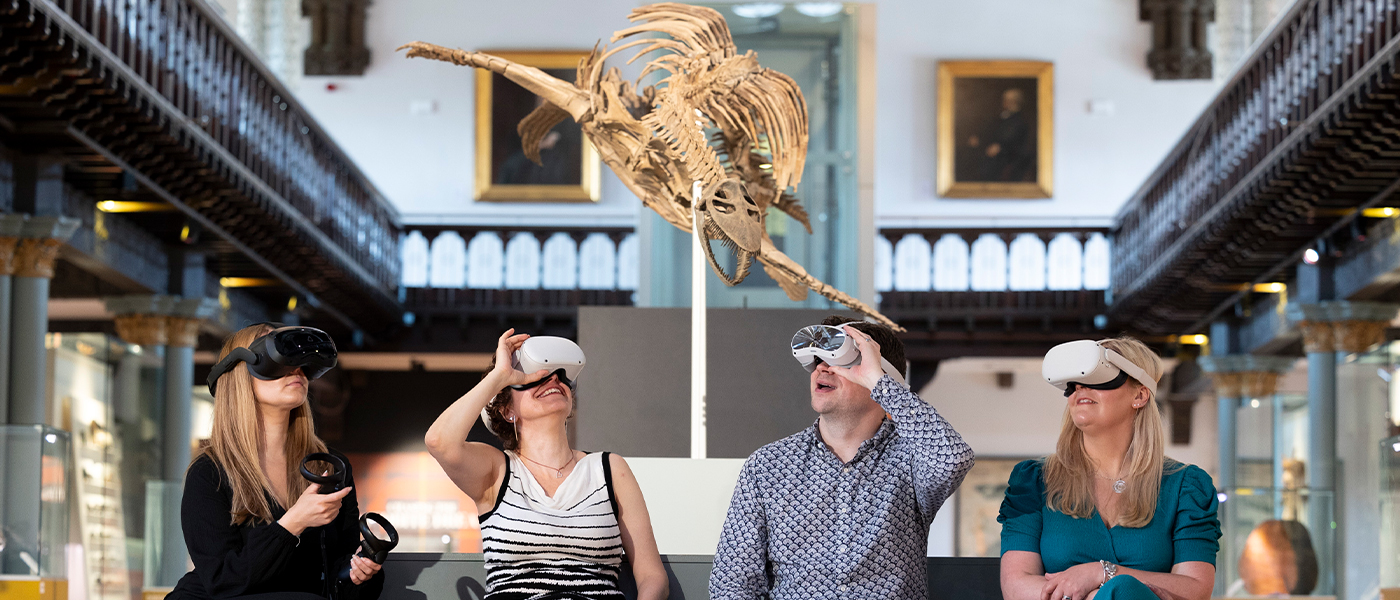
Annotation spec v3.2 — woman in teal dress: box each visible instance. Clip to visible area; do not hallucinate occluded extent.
[998,337,1220,600]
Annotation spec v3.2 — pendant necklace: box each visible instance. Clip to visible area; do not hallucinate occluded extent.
[1096,471,1127,494]
[518,451,577,479]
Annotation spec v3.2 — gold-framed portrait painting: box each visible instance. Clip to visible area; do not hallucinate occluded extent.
[475,50,600,202]
[937,61,1053,198]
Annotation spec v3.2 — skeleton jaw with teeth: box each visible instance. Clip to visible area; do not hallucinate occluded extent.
[400,2,901,330]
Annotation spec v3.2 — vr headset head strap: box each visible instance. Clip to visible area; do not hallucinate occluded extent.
[207,347,259,396]
[1100,345,1158,400]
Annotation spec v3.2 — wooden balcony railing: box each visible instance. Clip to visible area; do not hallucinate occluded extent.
[2,0,401,330]
[1112,0,1400,334]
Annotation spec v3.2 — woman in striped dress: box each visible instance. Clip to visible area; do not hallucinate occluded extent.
[425,329,669,600]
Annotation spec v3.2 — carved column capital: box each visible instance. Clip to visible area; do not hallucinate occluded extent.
[1288,301,1399,354]
[0,237,19,276]
[114,314,170,346]
[13,216,80,279]
[14,238,63,278]
[165,316,202,348]
[1207,372,1243,399]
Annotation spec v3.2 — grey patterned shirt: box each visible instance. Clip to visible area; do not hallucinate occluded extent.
[710,375,975,600]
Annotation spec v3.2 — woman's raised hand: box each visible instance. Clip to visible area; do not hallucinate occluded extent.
[488,329,550,389]
[277,479,352,537]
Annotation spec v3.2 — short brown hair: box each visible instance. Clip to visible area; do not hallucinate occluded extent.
[820,315,906,376]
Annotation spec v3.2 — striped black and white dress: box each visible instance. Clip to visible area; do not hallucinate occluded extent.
[479,450,626,600]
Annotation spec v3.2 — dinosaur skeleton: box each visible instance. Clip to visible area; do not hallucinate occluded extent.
[401,3,900,330]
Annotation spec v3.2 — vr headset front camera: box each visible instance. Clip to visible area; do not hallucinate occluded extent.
[206,326,339,395]
[790,324,909,389]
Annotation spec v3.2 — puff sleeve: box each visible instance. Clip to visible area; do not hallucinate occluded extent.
[1171,465,1222,566]
[997,459,1046,555]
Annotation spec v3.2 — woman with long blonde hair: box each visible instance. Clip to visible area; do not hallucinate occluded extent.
[998,338,1220,600]
[166,323,384,600]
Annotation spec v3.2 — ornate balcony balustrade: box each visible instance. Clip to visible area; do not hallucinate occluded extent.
[1112,0,1400,334]
[0,0,401,332]
[875,227,1112,360]
[399,225,639,317]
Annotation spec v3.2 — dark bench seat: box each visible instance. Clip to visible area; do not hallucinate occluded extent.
[382,553,1003,599]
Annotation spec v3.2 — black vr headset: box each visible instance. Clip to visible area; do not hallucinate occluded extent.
[207,326,338,395]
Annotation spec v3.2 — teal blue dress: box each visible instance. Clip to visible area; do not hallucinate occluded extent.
[997,459,1221,600]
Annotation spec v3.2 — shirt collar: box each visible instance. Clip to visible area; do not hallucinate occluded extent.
[806,416,896,464]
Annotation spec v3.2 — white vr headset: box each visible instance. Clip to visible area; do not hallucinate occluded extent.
[508,336,586,391]
[1041,340,1157,399]
[791,325,909,389]
[483,336,587,428]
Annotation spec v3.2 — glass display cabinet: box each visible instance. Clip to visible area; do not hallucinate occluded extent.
[0,424,71,600]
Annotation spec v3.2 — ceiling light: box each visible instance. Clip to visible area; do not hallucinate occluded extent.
[1251,282,1286,294]
[96,201,177,213]
[1362,207,1400,218]
[219,277,281,288]
[1178,334,1209,345]
[795,2,843,17]
[1303,248,1319,264]
[732,3,783,18]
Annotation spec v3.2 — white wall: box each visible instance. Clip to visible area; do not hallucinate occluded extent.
[874,0,1221,227]
[278,0,1221,227]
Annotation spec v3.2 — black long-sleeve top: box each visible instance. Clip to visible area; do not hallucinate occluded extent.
[167,450,385,600]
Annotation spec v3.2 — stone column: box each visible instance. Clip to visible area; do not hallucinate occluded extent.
[163,298,218,480]
[1199,352,1295,595]
[8,216,78,425]
[0,213,27,424]
[1328,302,1398,600]
[1286,300,1398,597]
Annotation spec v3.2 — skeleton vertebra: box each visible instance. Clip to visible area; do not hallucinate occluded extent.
[401,3,900,330]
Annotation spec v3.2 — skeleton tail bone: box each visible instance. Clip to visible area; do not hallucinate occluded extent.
[756,241,904,332]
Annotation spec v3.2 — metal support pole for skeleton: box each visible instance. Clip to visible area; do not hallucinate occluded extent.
[691,180,707,460]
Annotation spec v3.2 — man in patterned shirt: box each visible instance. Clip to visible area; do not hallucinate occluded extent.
[710,316,975,599]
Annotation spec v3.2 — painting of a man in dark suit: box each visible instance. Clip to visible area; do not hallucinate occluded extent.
[937,61,1052,198]
[954,79,1038,184]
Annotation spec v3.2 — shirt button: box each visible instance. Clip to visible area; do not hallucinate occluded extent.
[839,585,849,592]
[838,544,847,553]
[838,506,847,514]
[842,466,850,474]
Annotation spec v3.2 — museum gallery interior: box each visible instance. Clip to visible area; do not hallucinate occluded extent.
[1,0,1400,598]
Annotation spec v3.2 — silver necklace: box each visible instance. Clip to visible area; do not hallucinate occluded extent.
[1095,471,1127,494]
[518,451,576,479]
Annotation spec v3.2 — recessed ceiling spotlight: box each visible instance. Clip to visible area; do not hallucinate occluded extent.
[1303,248,1319,264]
[732,3,784,19]
[795,2,843,17]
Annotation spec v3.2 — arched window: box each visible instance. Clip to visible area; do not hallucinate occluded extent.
[466,232,505,289]
[541,233,580,290]
[427,231,465,289]
[401,230,430,288]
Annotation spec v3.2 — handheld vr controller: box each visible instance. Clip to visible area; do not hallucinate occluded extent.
[300,452,349,494]
[296,453,399,583]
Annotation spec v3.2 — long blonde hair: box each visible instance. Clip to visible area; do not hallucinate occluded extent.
[1042,337,1179,528]
[200,324,327,525]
